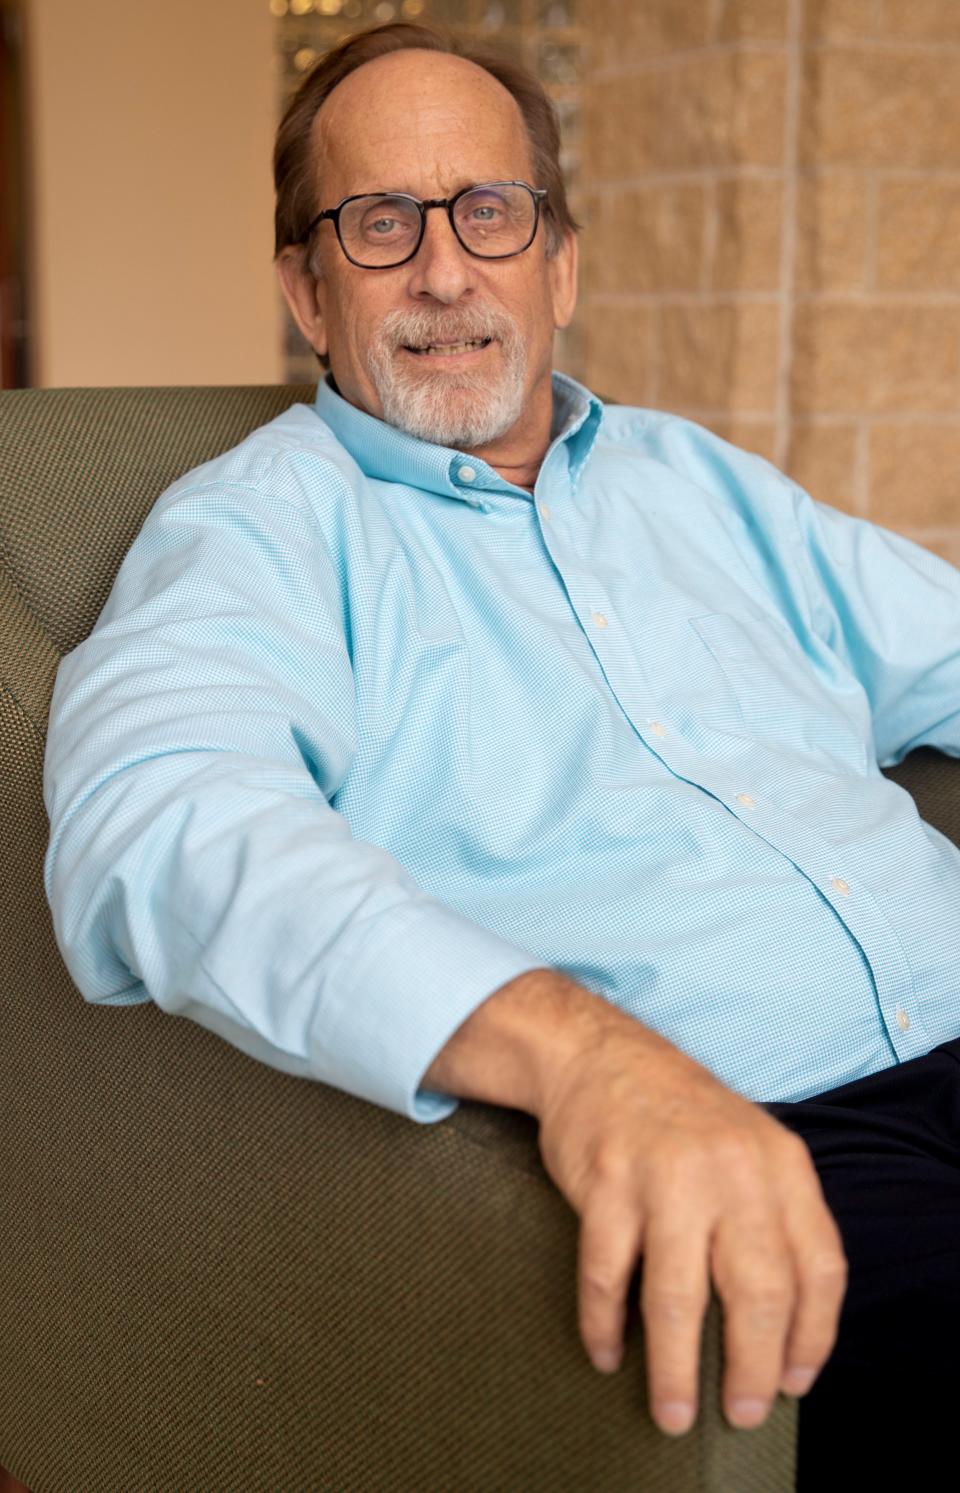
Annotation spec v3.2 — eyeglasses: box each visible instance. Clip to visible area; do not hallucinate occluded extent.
[299,180,549,269]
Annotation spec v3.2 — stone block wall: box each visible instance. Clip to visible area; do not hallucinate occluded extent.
[580,0,960,566]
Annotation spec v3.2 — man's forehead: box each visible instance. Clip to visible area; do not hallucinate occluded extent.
[311,49,533,197]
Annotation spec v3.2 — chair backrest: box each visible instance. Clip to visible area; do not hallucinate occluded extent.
[0,385,315,661]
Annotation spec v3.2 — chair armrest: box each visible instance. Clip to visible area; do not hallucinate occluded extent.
[0,927,796,1490]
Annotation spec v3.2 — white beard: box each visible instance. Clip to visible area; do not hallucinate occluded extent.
[367,307,528,449]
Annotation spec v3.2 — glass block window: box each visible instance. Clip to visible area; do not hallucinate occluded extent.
[272,0,583,384]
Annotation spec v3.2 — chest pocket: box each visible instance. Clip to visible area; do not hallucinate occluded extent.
[689,611,870,774]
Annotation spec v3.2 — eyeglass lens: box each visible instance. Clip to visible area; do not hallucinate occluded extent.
[338,184,537,266]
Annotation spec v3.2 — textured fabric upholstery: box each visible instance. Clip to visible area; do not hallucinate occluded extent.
[8,385,954,1489]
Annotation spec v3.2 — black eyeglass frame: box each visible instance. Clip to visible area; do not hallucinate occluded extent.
[299,180,550,268]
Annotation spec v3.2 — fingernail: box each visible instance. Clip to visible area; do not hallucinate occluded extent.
[729,1397,769,1428]
[656,1400,695,1435]
[592,1348,622,1373]
[781,1366,817,1396]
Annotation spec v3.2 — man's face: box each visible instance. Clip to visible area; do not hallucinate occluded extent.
[277,49,577,454]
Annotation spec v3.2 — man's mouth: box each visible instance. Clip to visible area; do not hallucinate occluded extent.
[402,337,493,356]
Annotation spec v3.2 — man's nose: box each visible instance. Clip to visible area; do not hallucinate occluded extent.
[405,208,477,303]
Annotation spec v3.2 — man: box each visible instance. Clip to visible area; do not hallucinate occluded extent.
[43,21,960,1489]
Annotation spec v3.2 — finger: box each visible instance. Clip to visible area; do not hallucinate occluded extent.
[777,1160,848,1396]
[577,1185,644,1376]
[639,1212,712,1436]
[711,1214,796,1429]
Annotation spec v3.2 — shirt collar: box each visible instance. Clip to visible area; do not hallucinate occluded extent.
[313,369,603,506]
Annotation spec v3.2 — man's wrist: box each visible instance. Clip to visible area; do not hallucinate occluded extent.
[421,966,638,1118]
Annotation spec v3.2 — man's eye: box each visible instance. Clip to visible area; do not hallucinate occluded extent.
[469,203,504,223]
[368,216,401,235]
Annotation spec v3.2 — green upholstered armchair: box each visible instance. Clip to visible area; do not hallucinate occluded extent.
[2,387,957,1492]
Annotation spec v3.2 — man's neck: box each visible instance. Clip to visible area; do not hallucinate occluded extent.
[475,451,543,492]
[459,376,555,493]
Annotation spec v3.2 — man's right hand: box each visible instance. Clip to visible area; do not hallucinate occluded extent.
[534,1010,848,1436]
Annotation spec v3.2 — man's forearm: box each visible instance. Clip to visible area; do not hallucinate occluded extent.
[421,967,655,1117]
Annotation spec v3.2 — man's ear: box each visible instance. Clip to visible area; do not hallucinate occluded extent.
[275,245,329,360]
[549,228,578,333]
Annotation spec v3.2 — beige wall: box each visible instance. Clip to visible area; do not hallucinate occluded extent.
[580,0,960,567]
[24,0,282,386]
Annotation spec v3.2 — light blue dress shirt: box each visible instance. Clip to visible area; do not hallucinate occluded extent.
[43,372,960,1123]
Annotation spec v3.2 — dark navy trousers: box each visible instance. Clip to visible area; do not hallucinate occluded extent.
[763,1038,960,1491]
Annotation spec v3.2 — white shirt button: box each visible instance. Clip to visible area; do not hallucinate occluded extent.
[539,503,551,520]
[735,793,756,808]
[896,1007,911,1032]
[458,465,477,483]
[648,720,668,738]
[830,876,850,896]
[591,611,609,629]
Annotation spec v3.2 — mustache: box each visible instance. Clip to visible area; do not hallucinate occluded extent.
[377,306,518,349]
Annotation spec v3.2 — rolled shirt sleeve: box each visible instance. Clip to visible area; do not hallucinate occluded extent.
[42,475,545,1123]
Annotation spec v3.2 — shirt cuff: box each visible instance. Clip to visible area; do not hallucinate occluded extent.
[312,897,547,1124]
